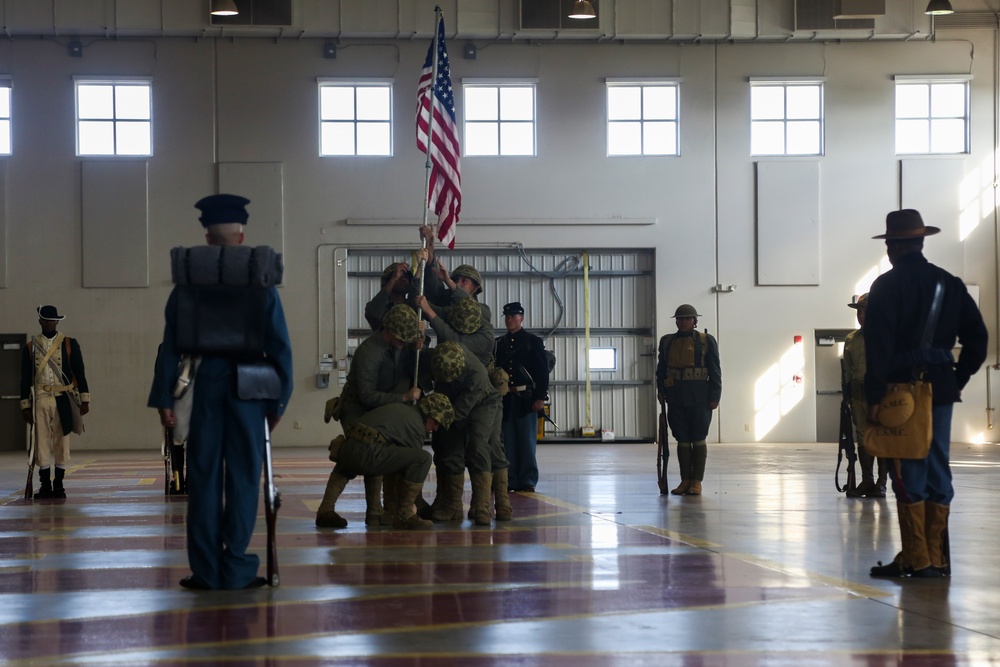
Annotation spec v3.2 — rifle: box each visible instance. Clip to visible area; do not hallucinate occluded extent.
[162,427,171,495]
[24,398,35,499]
[163,427,186,495]
[263,420,281,587]
[836,396,858,494]
[656,399,669,495]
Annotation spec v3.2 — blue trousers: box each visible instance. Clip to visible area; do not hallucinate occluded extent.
[502,411,538,490]
[187,363,267,590]
[889,404,954,505]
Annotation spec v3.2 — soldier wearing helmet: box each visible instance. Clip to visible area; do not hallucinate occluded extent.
[655,304,722,496]
[364,225,444,331]
[317,394,456,531]
[422,341,502,526]
[316,304,431,529]
[842,293,886,499]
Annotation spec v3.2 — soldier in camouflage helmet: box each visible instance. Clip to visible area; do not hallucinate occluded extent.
[316,304,429,530]
[425,341,502,526]
[364,225,443,331]
[655,304,722,496]
[318,395,455,531]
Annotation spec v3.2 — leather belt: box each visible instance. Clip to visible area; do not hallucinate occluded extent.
[38,384,71,393]
[512,385,528,392]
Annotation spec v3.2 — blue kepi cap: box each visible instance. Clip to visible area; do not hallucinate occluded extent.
[195,194,250,227]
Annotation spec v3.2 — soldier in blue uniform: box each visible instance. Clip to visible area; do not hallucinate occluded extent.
[148,194,293,591]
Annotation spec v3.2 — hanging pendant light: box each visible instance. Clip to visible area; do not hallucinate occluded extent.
[211,0,239,16]
[568,1,596,20]
[924,0,954,16]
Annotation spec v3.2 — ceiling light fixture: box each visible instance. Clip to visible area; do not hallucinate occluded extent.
[924,0,954,16]
[211,0,239,16]
[568,1,596,20]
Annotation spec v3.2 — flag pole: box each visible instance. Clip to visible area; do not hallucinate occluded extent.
[413,5,444,394]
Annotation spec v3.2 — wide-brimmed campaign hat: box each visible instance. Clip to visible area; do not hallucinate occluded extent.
[37,305,65,321]
[872,209,940,240]
[848,293,869,310]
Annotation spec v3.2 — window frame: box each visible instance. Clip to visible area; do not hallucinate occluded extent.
[317,78,395,157]
[893,75,971,156]
[0,77,12,156]
[74,76,153,157]
[605,78,681,157]
[462,78,538,157]
[749,77,825,157]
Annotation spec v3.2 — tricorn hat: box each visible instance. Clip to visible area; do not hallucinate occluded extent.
[37,305,65,321]
[872,209,940,240]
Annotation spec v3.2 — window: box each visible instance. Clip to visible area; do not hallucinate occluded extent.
[0,80,10,155]
[895,76,970,155]
[606,81,679,156]
[750,80,824,156]
[588,348,617,372]
[319,80,392,156]
[463,82,536,156]
[75,79,152,156]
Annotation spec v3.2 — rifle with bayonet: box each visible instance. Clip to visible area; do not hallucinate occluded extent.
[263,420,281,587]
[656,398,669,495]
[24,390,35,499]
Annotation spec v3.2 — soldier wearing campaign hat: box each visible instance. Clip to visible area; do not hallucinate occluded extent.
[21,305,90,499]
[495,302,549,494]
[865,209,987,579]
[148,193,293,590]
[842,293,886,499]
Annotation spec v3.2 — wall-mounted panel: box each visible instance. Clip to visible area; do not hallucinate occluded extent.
[901,158,965,276]
[82,161,149,288]
[218,162,284,254]
[0,162,7,288]
[756,160,820,285]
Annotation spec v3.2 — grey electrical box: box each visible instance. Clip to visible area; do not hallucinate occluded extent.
[316,373,330,389]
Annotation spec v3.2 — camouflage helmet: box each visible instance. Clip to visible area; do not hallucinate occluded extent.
[382,304,421,343]
[380,262,412,287]
[848,293,869,310]
[431,341,467,383]
[673,304,700,319]
[417,392,455,428]
[448,297,483,335]
[450,264,483,294]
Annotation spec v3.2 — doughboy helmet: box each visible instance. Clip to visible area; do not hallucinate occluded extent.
[673,304,700,319]
[382,304,421,343]
[417,393,455,428]
[450,265,483,294]
[431,341,467,383]
[448,298,483,335]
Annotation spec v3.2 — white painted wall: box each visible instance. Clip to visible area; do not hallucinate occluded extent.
[0,10,995,449]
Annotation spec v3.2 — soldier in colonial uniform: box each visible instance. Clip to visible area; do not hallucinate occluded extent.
[21,305,90,499]
[495,302,549,494]
[655,304,722,496]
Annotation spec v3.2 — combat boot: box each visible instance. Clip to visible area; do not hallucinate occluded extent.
[850,448,876,497]
[671,443,692,495]
[396,479,433,529]
[382,473,401,528]
[33,468,53,500]
[925,502,951,574]
[430,473,466,522]
[364,475,386,526]
[493,468,513,521]
[469,471,494,526]
[52,467,67,499]
[316,471,350,528]
[685,441,708,495]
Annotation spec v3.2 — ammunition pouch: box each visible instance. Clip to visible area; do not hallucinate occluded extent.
[665,366,708,387]
[235,361,282,401]
[347,422,389,447]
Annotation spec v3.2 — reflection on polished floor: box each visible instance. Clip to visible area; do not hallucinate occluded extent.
[2,442,1000,666]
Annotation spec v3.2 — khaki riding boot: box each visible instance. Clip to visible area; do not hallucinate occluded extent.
[364,476,385,526]
[469,471,494,526]
[396,480,433,529]
[901,501,936,575]
[686,442,708,496]
[431,473,466,522]
[671,443,692,495]
[316,471,350,528]
[493,468,513,521]
[872,501,913,577]
[925,502,951,571]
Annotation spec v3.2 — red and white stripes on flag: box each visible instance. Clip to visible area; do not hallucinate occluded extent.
[416,17,461,249]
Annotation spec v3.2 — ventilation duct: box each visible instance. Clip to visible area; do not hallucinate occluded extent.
[833,0,886,19]
[795,0,875,30]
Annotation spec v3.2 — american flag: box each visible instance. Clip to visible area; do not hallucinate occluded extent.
[416,17,461,249]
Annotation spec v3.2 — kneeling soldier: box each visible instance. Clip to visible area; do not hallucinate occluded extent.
[317,393,454,530]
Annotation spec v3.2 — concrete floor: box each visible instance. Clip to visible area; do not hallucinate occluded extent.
[2,441,1000,666]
